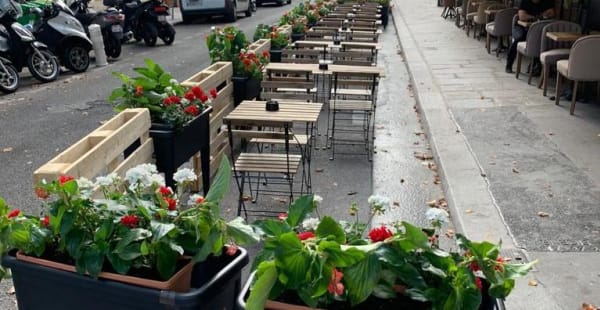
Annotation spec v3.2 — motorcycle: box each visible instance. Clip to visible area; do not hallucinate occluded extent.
[69,0,124,58]
[111,0,174,47]
[29,0,93,73]
[0,0,59,83]
[0,56,18,93]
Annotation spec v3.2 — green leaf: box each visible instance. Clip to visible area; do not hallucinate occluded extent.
[107,252,131,275]
[108,88,126,102]
[205,158,231,203]
[155,242,178,280]
[193,228,220,262]
[344,253,381,305]
[169,242,184,255]
[82,245,104,278]
[316,216,346,244]
[115,228,151,253]
[398,221,429,251]
[117,243,142,261]
[94,219,114,242]
[502,260,537,280]
[65,229,83,258]
[253,219,292,237]
[61,180,78,196]
[59,210,76,237]
[274,232,310,286]
[158,72,173,86]
[246,261,278,310]
[140,240,149,255]
[133,67,159,80]
[151,221,176,242]
[286,195,314,227]
[133,77,158,89]
[318,240,364,267]
[488,279,515,298]
[226,217,260,245]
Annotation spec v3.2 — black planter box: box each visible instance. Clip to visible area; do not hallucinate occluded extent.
[381,5,389,29]
[237,272,501,310]
[270,49,282,63]
[291,33,305,42]
[148,107,212,194]
[3,247,249,310]
[232,76,261,106]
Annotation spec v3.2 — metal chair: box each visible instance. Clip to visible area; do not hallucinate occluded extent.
[555,35,600,115]
[515,19,554,84]
[485,7,517,55]
[538,21,581,96]
[441,0,457,19]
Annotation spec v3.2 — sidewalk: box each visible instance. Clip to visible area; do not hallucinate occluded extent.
[388,0,600,308]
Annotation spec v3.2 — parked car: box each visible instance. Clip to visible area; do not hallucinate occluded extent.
[179,0,253,23]
[256,0,290,7]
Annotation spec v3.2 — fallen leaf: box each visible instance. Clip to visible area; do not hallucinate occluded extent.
[582,303,599,310]
[347,191,357,195]
[548,131,554,136]
[445,229,455,238]
[414,152,433,160]
[315,168,324,173]
[277,198,287,203]
[512,167,520,174]
[393,201,400,206]
[426,200,437,207]
[225,208,231,213]
[413,141,420,145]
[465,209,473,214]
[2,147,13,153]
[414,131,424,136]
[537,211,550,217]
[376,125,385,129]
[242,195,251,201]
[528,280,538,287]
[7,286,14,294]
[332,182,338,186]
[480,96,485,100]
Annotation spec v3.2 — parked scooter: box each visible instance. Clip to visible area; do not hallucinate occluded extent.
[111,0,174,47]
[0,0,60,83]
[69,0,124,58]
[30,0,93,72]
[0,56,19,93]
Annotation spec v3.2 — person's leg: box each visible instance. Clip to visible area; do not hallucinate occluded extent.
[506,26,527,73]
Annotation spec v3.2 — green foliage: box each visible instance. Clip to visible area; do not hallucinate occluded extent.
[108,58,214,129]
[206,26,248,63]
[246,195,537,309]
[0,158,257,282]
[253,24,289,50]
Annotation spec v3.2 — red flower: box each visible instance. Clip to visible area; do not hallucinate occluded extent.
[169,96,181,104]
[191,86,204,98]
[469,261,480,271]
[328,269,344,296]
[368,226,393,242]
[163,97,173,106]
[36,187,49,199]
[209,88,218,99]
[159,186,173,196]
[278,213,288,221]
[120,214,140,228]
[243,59,252,67]
[58,175,74,186]
[475,277,483,291]
[164,197,177,211]
[7,209,20,219]
[297,231,315,241]
[225,244,238,256]
[262,51,270,58]
[41,215,50,227]
[495,257,505,271]
[184,105,199,116]
[135,85,143,96]
[184,91,196,101]
[195,196,205,204]
[199,94,209,103]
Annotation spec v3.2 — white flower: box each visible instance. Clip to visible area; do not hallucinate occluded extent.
[368,195,391,209]
[95,173,118,187]
[149,173,165,186]
[76,177,94,189]
[313,195,323,205]
[169,78,178,85]
[302,217,320,231]
[125,164,159,188]
[211,26,216,30]
[173,168,197,183]
[426,208,449,223]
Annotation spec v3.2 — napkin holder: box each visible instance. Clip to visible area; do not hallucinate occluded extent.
[319,59,331,70]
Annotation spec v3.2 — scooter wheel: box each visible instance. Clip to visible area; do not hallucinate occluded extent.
[27,48,60,83]
[143,23,158,47]
[105,37,122,58]
[64,44,90,73]
[0,62,19,93]
[160,24,175,45]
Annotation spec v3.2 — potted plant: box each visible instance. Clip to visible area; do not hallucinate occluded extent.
[0,158,259,309]
[306,10,320,27]
[291,20,308,42]
[254,24,289,63]
[108,59,215,192]
[206,26,269,106]
[239,195,537,310]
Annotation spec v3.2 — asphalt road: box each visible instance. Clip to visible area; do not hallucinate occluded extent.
[0,4,291,213]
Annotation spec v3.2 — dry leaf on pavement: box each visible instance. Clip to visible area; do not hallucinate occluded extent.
[512,167,520,174]
[528,280,538,286]
[465,209,473,214]
[7,286,14,294]
[582,303,599,310]
[393,201,400,207]
[445,229,455,238]
[426,200,437,207]
[537,211,550,217]
[2,147,13,153]
[347,191,357,195]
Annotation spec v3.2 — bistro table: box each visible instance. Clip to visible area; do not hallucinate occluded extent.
[546,31,583,42]
[517,20,532,27]
[293,40,382,50]
[223,100,323,195]
[265,62,385,76]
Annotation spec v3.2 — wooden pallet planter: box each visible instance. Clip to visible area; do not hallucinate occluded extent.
[33,109,153,184]
[247,39,271,55]
[181,61,234,192]
[278,25,292,39]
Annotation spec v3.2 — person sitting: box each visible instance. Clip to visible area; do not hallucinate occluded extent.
[505,0,555,74]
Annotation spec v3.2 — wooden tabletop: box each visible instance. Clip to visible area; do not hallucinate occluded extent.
[338,28,383,34]
[265,63,385,77]
[293,40,382,50]
[223,101,323,126]
[484,9,501,14]
[546,32,583,42]
[517,20,532,27]
[294,41,332,48]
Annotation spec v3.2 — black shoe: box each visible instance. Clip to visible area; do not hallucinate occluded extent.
[505,67,514,74]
